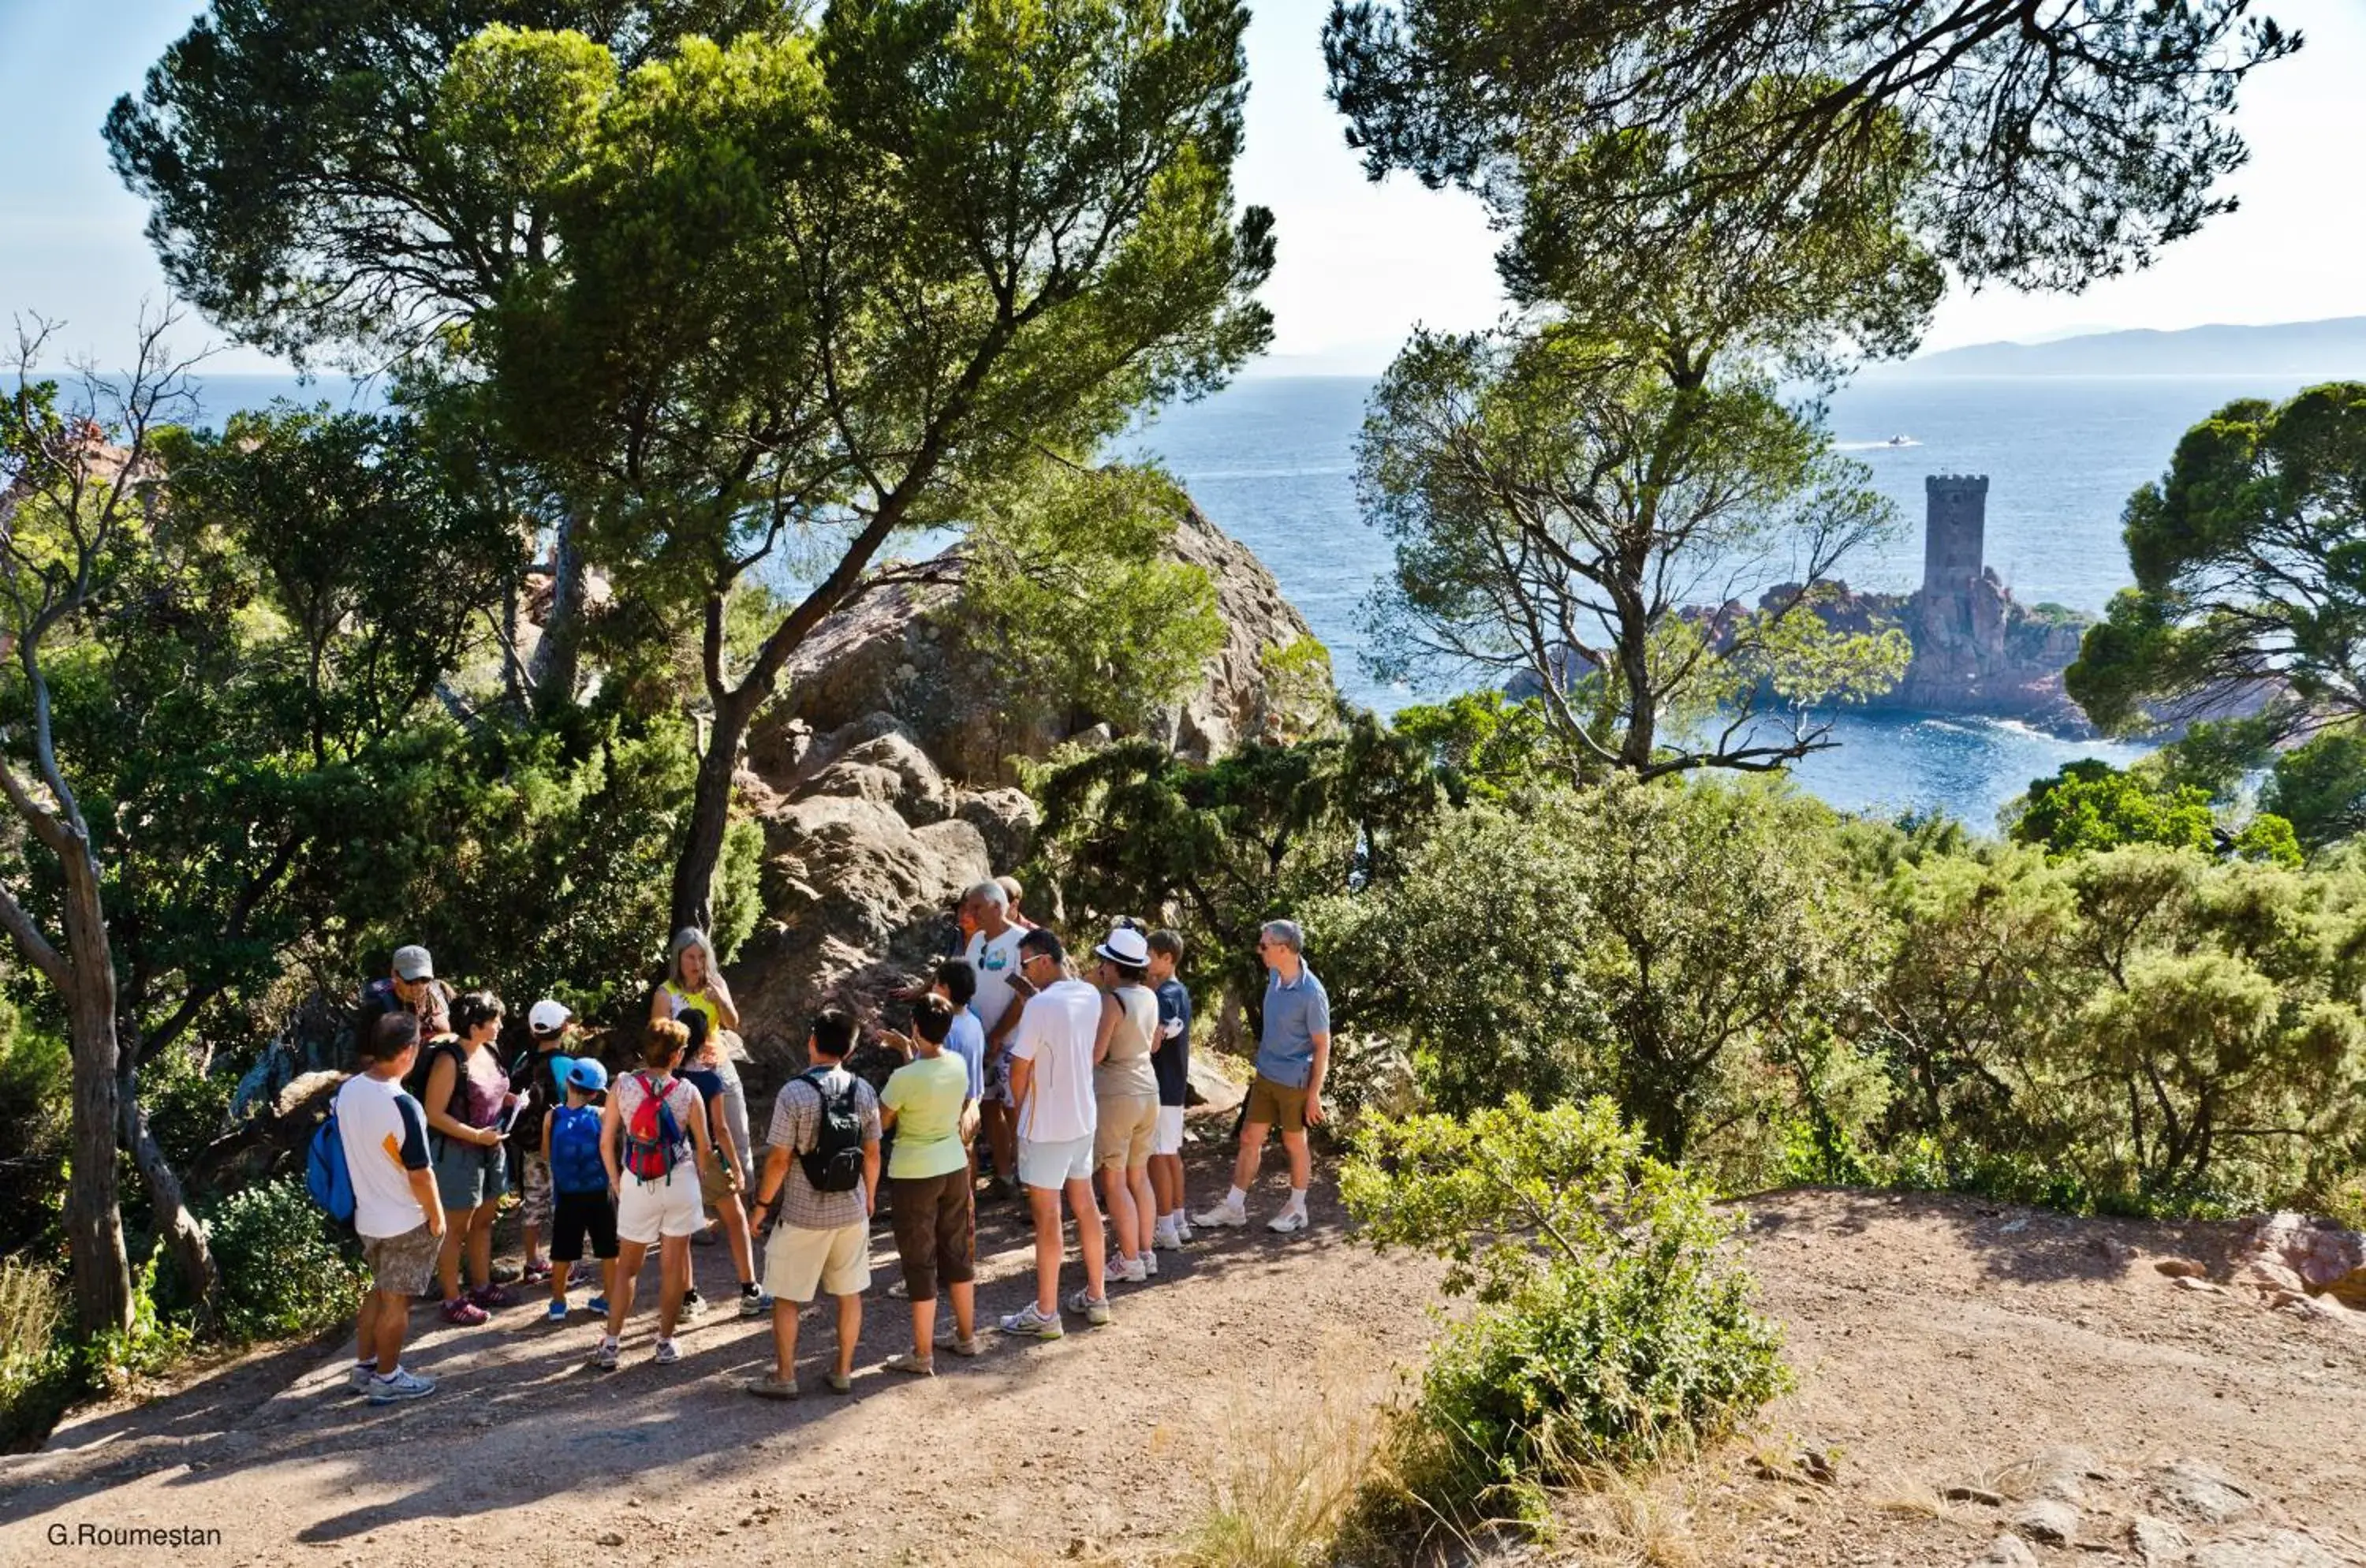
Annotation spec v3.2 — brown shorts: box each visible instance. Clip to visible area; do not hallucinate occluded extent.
[362,1224,441,1297]
[1244,1073,1311,1133]
[1093,1094,1159,1170]
[887,1170,976,1302]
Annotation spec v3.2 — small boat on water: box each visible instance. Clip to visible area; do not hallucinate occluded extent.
[1886,434,1914,446]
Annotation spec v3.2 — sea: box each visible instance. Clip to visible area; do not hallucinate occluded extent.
[182,368,2321,830]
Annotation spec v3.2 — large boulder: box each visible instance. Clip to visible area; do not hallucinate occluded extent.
[752,499,1330,787]
[729,715,991,1073]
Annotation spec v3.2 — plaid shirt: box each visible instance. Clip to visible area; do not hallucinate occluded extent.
[763,1067,880,1231]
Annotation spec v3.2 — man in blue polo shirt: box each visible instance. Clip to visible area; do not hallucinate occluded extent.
[1193,919,1330,1235]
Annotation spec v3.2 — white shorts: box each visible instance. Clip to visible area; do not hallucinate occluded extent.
[617,1170,705,1245]
[1152,1106,1185,1156]
[762,1220,871,1304]
[1017,1134,1094,1190]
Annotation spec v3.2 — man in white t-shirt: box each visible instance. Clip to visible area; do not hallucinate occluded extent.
[997,927,1110,1338]
[960,879,1028,1199]
[336,1012,447,1405]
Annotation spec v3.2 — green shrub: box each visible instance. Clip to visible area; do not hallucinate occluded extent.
[1344,1097,1790,1533]
[199,1178,366,1343]
[0,1017,68,1259]
[138,1044,234,1178]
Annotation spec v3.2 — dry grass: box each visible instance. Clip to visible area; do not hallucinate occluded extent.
[0,1256,62,1386]
[1551,1451,1764,1568]
[1169,1338,1401,1568]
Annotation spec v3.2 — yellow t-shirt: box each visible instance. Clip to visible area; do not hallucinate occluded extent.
[663,982,722,1036]
[881,1053,970,1180]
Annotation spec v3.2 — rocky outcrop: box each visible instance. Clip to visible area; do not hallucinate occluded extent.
[728,711,1024,1074]
[1756,576,2097,735]
[2230,1211,2366,1308]
[726,496,1328,1076]
[751,499,1330,787]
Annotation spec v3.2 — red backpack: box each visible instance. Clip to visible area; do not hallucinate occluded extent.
[621,1073,685,1182]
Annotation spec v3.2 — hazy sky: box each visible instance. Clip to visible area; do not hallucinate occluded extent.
[4,0,2361,375]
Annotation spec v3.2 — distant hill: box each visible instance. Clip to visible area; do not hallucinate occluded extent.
[1880,318,2366,379]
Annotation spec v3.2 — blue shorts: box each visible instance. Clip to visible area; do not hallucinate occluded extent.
[433,1136,508,1211]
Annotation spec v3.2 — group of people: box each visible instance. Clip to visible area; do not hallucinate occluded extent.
[330,876,1333,1408]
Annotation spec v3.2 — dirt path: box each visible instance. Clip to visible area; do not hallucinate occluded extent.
[7,1182,2365,1567]
[0,1147,1439,1568]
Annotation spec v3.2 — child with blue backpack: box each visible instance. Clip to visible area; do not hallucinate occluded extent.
[542,1056,618,1323]
[327,1012,446,1405]
[593,1017,714,1370]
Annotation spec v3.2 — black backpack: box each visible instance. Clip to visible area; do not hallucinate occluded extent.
[797,1068,866,1193]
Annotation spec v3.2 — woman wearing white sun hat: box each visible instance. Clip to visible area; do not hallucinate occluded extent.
[1089,922,1163,1285]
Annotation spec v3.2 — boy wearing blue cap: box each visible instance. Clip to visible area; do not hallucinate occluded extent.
[543,1058,618,1321]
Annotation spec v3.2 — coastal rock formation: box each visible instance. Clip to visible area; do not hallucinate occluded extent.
[726,498,1331,1075]
[752,498,1329,788]
[1757,569,2095,735]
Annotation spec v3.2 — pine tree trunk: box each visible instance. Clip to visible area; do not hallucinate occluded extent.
[120,1062,218,1325]
[529,515,588,709]
[667,693,755,939]
[62,956,132,1335]
[51,830,135,1335]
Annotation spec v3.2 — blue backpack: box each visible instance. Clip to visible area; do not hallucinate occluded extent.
[305,1101,356,1227]
[549,1103,607,1195]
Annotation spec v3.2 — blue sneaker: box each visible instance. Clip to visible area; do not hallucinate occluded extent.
[587,1295,609,1315]
[546,1299,569,1323]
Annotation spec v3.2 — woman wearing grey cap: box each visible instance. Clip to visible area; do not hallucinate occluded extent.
[356,944,453,1049]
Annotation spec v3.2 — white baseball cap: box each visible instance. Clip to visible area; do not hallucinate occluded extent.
[528,999,573,1036]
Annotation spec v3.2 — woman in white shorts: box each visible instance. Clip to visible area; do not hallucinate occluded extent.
[594,1017,712,1370]
[1090,924,1162,1285]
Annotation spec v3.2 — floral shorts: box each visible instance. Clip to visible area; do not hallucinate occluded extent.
[520,1153,553,1230]
[362,1225,441,1297]
[982,1044,1013,1107]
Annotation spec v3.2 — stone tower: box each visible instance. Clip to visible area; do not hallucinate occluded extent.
[1922,474,1988,597]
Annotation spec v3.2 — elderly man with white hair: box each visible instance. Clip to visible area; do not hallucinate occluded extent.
[1196,918,1330,1235]
[960,878,1028,1199]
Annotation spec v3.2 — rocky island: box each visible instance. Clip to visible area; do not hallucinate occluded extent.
[1756,474,2099,736]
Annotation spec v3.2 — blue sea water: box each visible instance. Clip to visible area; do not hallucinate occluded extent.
[189,368,2316,829]
[1126,372,2314,828]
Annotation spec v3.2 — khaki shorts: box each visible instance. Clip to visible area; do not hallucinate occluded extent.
[1094,1094,1159,1170]
[1244,1073,1311,1133]
[362,1224,441,1297]
[763,1220,871,1304]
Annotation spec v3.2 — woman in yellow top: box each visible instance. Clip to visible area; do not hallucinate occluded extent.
[650,928,751,1178]
[649,928,755,1317]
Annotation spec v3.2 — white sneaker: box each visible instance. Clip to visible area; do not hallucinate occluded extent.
[346,1363,375,1394]
[1192,1202,1248,1229]
[998,1302,1064,1340]
[652,1337,681,1365]
[1267,1208,1309,1234]
[1152,1221,1182,1250]
[1140,1248,1159,1277]
[1114,1253,1148,1284]
[367,1368,437,1405]
[1177,1220,1195,1245]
